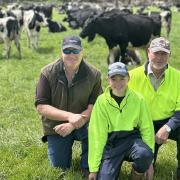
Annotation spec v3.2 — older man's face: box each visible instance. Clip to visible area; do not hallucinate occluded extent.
[148,48,170,70]
[61,48,83,69]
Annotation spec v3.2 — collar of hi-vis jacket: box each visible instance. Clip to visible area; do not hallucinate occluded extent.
[104,86,131,111]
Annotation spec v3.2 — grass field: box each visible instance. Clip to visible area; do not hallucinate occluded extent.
[0,6,180,180]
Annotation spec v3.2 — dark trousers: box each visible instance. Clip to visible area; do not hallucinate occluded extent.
[47,124,88,169]
[97,139,153,180]
[153,120,180,177]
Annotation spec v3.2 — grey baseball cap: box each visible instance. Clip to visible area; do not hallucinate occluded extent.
[62,35,82,50]
[150,37,170,54]
[108,62,129,77]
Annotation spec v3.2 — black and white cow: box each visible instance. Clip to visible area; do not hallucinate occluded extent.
[23,10,48,49]
[0,9,24,33]
[107,46,141,65]
[80,11,161,64]
[160,9,172,37]
[34,4,53,20]
[0,17,21,59]
[137,7,172,37]
[19,3,35,11]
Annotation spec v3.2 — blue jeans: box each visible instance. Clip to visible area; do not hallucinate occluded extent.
[47,124,88,169]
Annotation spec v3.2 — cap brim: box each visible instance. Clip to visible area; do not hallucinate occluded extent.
[108,71,129,77]
[62,44,82,50]
[151,47,170,54]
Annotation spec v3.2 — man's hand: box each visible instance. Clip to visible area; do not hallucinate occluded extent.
[53,123,75,137]
[89,172,97,180]
[67,113,87,129]
[144,163,154,180]
[155,125,169,144]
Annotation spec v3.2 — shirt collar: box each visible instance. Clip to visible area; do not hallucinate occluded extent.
[145,61,168,76]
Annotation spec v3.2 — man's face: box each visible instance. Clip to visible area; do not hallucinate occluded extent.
[108,75,129,95]
[61,48,83,69]
[148,48,170,70]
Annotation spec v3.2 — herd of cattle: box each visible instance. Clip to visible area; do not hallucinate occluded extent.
[0,3,66,59]
[0,1,177,65]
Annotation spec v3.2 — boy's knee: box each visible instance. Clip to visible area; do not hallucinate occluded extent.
[133,148,153,173]
[141,148,153,161]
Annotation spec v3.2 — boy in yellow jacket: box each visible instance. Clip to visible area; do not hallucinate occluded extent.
[88,62,154,180]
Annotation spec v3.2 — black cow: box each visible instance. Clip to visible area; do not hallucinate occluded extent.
[47,19,66,33]
[63,7,101,29]
[80,11,161,64]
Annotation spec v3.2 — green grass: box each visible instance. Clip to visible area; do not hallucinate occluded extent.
[0,7,180,180]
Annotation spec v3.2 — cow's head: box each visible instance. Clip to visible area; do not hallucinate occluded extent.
[80,16,97,42]
[35,11,48,27]
[0,10,5,18]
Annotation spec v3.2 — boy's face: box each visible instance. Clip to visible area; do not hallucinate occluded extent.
[108,74,129,95]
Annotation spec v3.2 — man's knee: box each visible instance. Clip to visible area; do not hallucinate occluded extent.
[48,149,71,169]
[47,135,73,169]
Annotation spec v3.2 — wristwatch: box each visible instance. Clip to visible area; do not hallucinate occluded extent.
[164,125,171,133]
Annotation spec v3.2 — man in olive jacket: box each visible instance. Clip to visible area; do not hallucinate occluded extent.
[35,35,102,177]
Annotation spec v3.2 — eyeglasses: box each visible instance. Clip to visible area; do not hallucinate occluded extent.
[63,49,81,54]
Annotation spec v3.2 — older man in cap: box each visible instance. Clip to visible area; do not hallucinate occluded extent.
[35,35,102,177]
[129,37,180,179]
[88,62,154,180]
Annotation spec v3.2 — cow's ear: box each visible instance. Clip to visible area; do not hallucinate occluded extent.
[34,10,38,15]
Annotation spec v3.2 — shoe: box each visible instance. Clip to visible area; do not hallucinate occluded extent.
[130,168,144,180]
[81,168,89,179]
[177,168,180,180]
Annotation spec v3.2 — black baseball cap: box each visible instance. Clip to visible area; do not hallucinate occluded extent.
[62,35,82,50]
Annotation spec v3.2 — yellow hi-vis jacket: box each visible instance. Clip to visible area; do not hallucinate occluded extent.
[88,87,154,172]
[129,64,180,129]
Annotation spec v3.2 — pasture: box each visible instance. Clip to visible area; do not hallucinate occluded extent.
[0,6,180,180]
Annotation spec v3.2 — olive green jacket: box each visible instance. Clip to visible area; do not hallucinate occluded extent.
[36,59,102,140]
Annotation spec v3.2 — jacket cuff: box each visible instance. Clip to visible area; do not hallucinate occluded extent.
[166,120,176,131]
[89,167,99,173]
